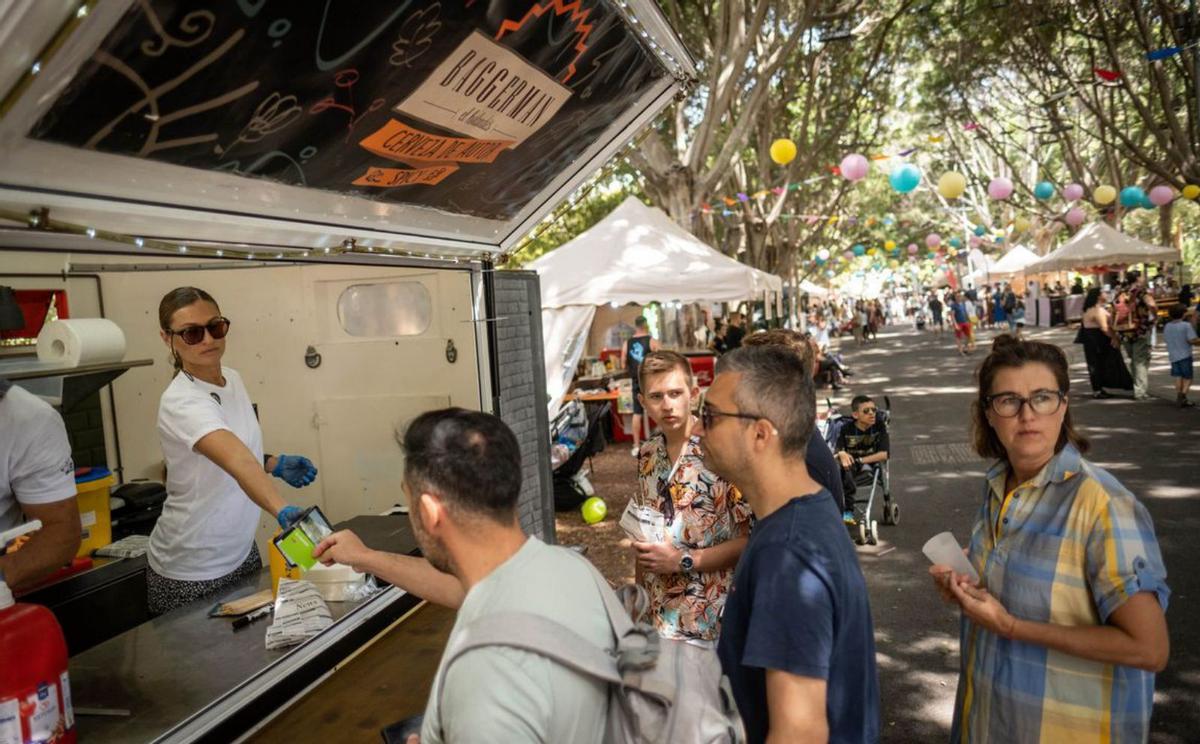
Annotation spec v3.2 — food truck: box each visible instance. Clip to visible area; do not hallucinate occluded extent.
[0,1,695,740]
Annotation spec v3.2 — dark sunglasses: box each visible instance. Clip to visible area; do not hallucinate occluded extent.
[698,392,770,430]
[858,407,877,415]
[169,317,231,345]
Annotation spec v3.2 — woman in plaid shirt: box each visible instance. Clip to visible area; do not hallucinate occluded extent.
[929,335,1169,742]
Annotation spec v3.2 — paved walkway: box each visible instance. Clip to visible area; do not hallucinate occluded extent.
[837,322,1199,742]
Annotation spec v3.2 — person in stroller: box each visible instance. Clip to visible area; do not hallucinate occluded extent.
[835,395,889,522]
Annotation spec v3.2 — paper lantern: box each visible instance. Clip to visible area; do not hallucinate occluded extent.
[770,138,797,165]
[1183,184,1200,200]
[1149,185,1174,206]
[1094,184,1117,205]
[867,247,878,256]
[994,236,1005,244]
[816,248,830,261]
[1140,193,1156,210]
[1013,215,1031,234]
[1119,186,1145,208]
[907,243,918,254]
[1064,207,1085,227]
[843,251,854,260]
[852,244,866,256]
[949,237,962,248]
[938,171,967,199]
[1034,181,1055,200]
[1063,183,1084,202]
[987,177,1014,200]
[840,153,869,181]
[884,240,896,251]
[925,233,942,248]
[889,163,922,193]
[973,225,987,236]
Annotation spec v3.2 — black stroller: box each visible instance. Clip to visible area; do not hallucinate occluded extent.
[820,396,898,545]
[549,399,610,511]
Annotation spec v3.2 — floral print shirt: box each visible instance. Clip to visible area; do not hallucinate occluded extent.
[636,431,751,643]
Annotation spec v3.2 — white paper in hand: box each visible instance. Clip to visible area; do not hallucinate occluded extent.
[619,500,666,543]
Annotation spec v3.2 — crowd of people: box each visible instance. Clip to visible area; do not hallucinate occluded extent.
[307,303,1170,742]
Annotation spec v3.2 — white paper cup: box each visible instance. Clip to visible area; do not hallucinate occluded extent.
[922,531,980,584]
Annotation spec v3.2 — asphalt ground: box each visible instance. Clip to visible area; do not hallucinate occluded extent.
[837,321,1199,742]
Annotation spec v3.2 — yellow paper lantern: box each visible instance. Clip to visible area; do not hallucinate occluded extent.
[938,171,967,199]
[1183,184,1200,200]
[948,248,958,256]
[867,247,877,256]
[770,138,797,165]
[1094,184,1117,205]
[884,240,896,251]
[1013,215,1031,234]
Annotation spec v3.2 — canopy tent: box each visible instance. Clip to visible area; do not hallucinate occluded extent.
[964,252,996,287]
[988,245,1041,278]
[1027,222,1180,273]
[528,196,783,413]
[799,279,831,298]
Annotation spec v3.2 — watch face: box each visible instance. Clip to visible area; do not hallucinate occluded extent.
[680,554,694,571]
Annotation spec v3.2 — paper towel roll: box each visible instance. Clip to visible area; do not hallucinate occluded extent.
[36,319,127,367]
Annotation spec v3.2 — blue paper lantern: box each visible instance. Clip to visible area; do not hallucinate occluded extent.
[1034,181,1055,200]
[852,244,866,256]
[973,225,987,236]
[1119,186,1146,208]
[995,236,1005,244]
[888,164,922,193]
[949,237,962,248]
[1140,193,1156,210]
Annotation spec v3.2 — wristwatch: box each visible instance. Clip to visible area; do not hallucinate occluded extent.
[679,549,695,573]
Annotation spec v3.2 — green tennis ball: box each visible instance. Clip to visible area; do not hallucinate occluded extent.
[581,497,607,525]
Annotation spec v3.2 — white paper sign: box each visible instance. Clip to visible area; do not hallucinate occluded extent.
[394,31,572,147]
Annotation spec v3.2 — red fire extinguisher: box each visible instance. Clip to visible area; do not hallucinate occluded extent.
[0,520,76,743]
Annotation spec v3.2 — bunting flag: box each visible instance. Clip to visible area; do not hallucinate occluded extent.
[1093,67,1121,82]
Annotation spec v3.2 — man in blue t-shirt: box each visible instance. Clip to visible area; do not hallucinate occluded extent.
[697,345,880,744]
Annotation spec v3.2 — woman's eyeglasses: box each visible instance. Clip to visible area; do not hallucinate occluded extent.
[168,317,231,345]
[985,390,1065,418]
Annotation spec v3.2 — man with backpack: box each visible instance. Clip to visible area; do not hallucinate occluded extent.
[696,346,880,743]
[314,408,613,743]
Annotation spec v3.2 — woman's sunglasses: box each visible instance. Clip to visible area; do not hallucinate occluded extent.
[168,317,231,345]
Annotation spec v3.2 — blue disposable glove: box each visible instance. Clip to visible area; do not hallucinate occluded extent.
[277,504,303,529]
[272,454,318,488]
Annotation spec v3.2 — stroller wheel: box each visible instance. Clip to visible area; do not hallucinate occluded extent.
[867,520,879,546]
[884,502,900,526]
[855,521,867,545]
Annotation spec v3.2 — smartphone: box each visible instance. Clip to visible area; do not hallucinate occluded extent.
[272,505,334,570]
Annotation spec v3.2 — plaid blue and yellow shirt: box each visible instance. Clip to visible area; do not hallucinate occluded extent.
[952,444,1169,743]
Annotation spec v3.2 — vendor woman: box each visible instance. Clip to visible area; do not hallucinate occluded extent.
[147,287,317,615]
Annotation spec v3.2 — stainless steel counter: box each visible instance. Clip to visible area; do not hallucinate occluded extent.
[67,516,422,743]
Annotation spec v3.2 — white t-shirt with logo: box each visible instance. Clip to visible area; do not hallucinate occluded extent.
[0,383,76,533]
[149,367,263,581]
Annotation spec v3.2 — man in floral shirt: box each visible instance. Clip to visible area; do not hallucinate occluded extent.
[630,350,751,645]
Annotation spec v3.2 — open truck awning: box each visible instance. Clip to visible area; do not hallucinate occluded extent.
[0,1,695,261]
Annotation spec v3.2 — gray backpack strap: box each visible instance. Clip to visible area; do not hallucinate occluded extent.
[437,611,622,703]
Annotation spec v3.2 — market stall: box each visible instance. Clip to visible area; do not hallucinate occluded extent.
[0,2,696,741]
[528,196,782,415]
[1027,222,1180,273]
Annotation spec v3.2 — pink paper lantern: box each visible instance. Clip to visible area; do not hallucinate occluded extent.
[970,236,981,247]
[1149,185,1174,206]
[1063,183,1084,202]
[987,177,1014,200]
[842,251,854,260]
[925,233,942,248]
[839,153,870,182]
[1064,207,1085,227]
[907,243,918,254]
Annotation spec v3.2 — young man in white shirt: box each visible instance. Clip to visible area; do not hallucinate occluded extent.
[0,379,80,591]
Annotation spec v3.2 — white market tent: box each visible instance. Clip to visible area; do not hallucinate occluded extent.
[989,245,1041,278]
[799,279,831,298]
[528,196,783,412]
[1028,222,1180,273]
[965,255,997,287]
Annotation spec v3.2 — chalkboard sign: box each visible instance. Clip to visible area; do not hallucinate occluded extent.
[30,1,664,222]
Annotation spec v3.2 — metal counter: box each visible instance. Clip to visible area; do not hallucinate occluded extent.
[68,516,421,743]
